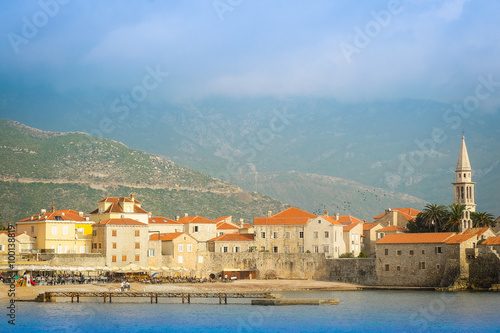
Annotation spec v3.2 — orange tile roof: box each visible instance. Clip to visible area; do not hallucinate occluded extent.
[254,217,311,226]
[444,234,476,244]
[208,233,255,242]
[150,232,184,241]
[242,223,251,229]
[176,215,215,224]
[149,216,179,224]
[376,232,455,244]
[99,196,142,205]
[482,237,500,245]
[213,216,231,223]
[343,222,361,232]
[363,222,381,231]
[321,216,343,225]
[461,227,490,237]
[271,207,317,219]
[336,215,363,223]
[377,225,409,233]
[19,209,89,222]
[0,231,23,237]
[373,208,421,221]
[216,222,239,230]
[95,218,147,226]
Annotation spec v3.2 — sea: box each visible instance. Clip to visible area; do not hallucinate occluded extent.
[2,290,499,332]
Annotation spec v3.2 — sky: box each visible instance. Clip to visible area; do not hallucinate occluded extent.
[1,0,500,110]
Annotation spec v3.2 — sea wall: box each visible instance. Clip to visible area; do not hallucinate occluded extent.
[468,251,500,288]
[46,254,106,267]
[324,258,377,285]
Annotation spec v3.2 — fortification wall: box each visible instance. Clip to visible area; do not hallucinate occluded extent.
[324,258,377,285]
[468,252,500,288]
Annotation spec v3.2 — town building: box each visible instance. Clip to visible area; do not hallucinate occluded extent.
[0,231,36,255]
[376,225,408,240]
[373,208,420,229]
[362,222,383,257]
[89,195,150,224]
[338,215,363,256]
[148,232,202,272]
[16,208,93,254]
[207,233,255,253]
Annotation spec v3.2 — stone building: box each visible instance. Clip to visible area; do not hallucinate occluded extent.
[376,233,455,286]
[91,218,149,267]
[89,195,151,225]
[362,222,383,257]
[16,208,93,254]
[338,215,363,256]
[253,207,345,258]
[149,232,202,272]
[0,231,36,254]
[373,208,420,229]
[376,225,408,240]
[207,233,255,253]
[148,216,184,234]
[175,215,218,251]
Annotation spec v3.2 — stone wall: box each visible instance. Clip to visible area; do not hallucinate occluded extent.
[47,254,106,266]
[468,249,500,288]
[324,258,377,285]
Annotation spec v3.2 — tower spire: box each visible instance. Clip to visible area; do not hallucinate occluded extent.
[453,136,476,232]
[456,136,471,172]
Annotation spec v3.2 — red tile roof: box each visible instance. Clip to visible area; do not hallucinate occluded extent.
[271,207,317,219]
[482,237,500,245]
[461,227,490,237]
[254,207,317,226]
[321,216,343,225]
[150,232,184,241]
[363,222,381,231]
[373,208,421,221]
[377,225,409,233]
[216,222,239,230]
[444,233,476,244]
[95,218,147,226]
[99,196,142,205]
[376,232,455,244]
[208,233,255,242]
[343,222,361,232]
[149,216,179,224]
[19,209,89,222]
[176,215,215,224]
[336,215,363,223]
[0,231,23,237]
[213,216,231,223]
[90,202,149,215]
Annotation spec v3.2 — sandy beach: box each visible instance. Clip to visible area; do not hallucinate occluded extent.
[0,279,360,301]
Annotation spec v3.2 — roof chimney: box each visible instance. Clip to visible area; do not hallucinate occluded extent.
[41,209,46,214]
[363,220,367,223]
[324,210,328,216]
[175,215,180,221]
[335,213,339,221]
[52,206,55,212]
[79,211,84,217]
[239,218,244,228]
[184,213,188,217]
[267,211,272,218]
[130,193,135,201]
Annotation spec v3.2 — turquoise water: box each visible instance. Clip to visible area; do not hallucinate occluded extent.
[2,290,499,332]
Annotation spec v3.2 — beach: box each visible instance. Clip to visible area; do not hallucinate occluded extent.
[0,279,360,301]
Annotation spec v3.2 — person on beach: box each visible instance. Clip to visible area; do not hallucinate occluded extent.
[121,281,125,292]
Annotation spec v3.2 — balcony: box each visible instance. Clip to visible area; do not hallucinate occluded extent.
[466,248,478,259]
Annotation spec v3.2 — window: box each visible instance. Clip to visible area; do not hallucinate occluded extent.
[385,249,389,255]
[397,250,402,256]
[435,247,443,254]
[98,243,102,249]
[198,256,203,264]
[51,226,58,235]
[61,226,69,235]
[122,255,127,262]
[273,246,279,253]
[0,245,4,251]
[422,250,425,255]
[410,250,414,255]
[378,232,385,239]
[148,249,156,257]
[299,232,304,239]
[385,264,390,271]
[299,246,304,253]
[261,232,266,239]
[437,264,441,270]
[223,246,228,253]
[93,230,97,236]
[285,232,290,239]
[273,232,279,239]
[178,244,183,252]
[397,266,401,271]
[135,230,140,237]
[112,230,117,237]
[187,244,192,252]
[31,226,35,233]
[135,255,140,262]
[92,243,97,249]
[260,246,266,251]
[285,246,291,253]
[178,256,183,264]
[323,245,330,253]
[313,246,319,253]
[234,247,240,253]
[419,262,426,270]
[112,243,117,249]
[314,231,319,239]
[135,242,140,249]
[193,226,199,233]
[324,231,330,238]
[217,232,224,236]
[112,255,116,262]
[126,206,131,212]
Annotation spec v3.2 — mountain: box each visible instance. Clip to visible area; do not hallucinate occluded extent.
[0,120,286,223]
[233,171,428,221]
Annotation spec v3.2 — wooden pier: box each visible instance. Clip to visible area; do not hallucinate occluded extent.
[37,291,271,304]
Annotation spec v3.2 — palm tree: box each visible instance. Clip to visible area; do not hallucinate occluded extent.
[444,204,466,232]
[421,204,448,232]
[471,211,496,228]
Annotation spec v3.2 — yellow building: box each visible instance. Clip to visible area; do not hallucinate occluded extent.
[16,207,93,254]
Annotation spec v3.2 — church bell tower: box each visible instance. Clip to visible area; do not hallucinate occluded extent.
[453,136,476,231]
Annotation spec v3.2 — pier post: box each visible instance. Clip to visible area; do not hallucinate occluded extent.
[109,293,112,303]
[156,293,158,304]
[77,294,80,303]
[225,293,227,304]
[182,293,185,304]
[219,293,222,304]
[150,293,153,304]
[188,294,190,304]
[103,292,107,303]
[71,293,74,303]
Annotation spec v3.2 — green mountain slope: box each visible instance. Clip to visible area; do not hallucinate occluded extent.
[0,120,286,223]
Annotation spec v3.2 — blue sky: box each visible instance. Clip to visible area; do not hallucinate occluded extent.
[1,0,500,110]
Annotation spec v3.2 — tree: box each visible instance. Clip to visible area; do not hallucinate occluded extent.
[407,213,434,233]
[339,252,355,258]
[421,204,449,232]
[358,250,368,258]
[471,211,496,228]
[444,204,465,232]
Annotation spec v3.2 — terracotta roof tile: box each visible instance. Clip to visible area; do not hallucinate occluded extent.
[343,222,362,232]
[176,215,215,224]
[376,232,455,244]
[149,216,179,224]
[213,216,231,223]
[95,218,147,226]
[150,232,184,241]
[461,227,490,237]
[208,233,254,242]
[363,222,381,231]
[482,237,500,245]
[19,209,88,222]
[99,196,143,205]
[374,208,421,220]
[271,207,317,219]
[254,217,311,226]
[377,225,409,233]
[216,222,239,230]
[321,216,343,225]
[444,234,476,244]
